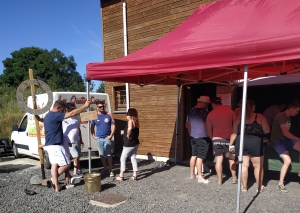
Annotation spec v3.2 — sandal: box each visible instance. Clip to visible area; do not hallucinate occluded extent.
[257,185,267,193]
[130,176,137,181]
[113,176,124,181]
[232,178,238,184]
[241,186,248,192]
[198,179,211,184]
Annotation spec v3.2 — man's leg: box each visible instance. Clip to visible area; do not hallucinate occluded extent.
[58,164,71,177]
[190,156,197,178]
[229,159,237,182]
[104,139,113,172]
[294,142,300,177]
[50,163,60,192]
[73,157,79,175]
[196,157,204,181]
[215,155,223,184]
[65,170,72,185]
[101,157,108,170]
[107,155,113,172]
[279,154,291,185]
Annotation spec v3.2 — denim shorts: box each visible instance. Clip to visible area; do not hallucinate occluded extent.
[96,138,111,157]
[69,141,81,158]
[272,138,297,156]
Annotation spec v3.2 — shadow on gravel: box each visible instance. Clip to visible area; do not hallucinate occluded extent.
[0,164,34,173]
[101,183,116,191]
[136,160,174,180]
[242,193,259,213]
[264,170,300,186]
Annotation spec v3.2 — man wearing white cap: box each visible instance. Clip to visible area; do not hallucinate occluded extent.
[186,96,211,184]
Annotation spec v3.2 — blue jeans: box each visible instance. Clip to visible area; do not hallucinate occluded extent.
[96,138,111,157]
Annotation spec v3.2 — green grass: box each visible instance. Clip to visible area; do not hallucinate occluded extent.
[0,86,24,140]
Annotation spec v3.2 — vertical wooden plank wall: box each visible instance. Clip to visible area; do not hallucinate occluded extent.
[101,0,213,160]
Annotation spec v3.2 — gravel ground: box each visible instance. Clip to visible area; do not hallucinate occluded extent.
[0,157,299,213]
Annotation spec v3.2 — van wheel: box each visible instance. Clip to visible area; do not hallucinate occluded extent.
[12,142,19,158]
[43,150,51,169]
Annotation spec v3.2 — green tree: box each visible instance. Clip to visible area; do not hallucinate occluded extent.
[0,47,85,91]
[96,81,105,93]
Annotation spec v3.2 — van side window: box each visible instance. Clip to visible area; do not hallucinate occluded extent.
[19,115,28,131]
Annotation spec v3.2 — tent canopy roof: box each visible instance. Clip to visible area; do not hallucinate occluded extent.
[87,0,300,86]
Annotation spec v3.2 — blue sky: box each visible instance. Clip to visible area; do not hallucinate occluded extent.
[0,0,103,89]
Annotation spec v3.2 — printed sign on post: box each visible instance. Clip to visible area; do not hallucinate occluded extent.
[80,111,98,122]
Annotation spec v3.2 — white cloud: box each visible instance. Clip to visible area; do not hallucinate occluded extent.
[70,23,84,37]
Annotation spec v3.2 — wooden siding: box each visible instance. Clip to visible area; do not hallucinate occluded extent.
[101,0,212,159]
[101,0,213,60]
[108,82,185,158]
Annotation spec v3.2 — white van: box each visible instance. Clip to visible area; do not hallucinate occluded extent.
[11,92,111,169]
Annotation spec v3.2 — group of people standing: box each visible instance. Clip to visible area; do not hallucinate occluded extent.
[36,99,140,192]
[186,95,300,193]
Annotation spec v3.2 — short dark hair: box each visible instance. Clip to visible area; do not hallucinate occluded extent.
[53,100,66,109]
[96,100,105,105]
[288,101,300,109]
[66,102,75,109]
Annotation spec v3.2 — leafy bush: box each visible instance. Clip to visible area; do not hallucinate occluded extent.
[0,86,24,139]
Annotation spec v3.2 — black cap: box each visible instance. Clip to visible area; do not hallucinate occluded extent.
[66,102,75,109]
[211,97,222,105]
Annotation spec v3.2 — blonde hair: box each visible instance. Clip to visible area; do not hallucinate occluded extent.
[127,108,139,123]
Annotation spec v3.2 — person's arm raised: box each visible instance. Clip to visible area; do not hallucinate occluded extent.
[64,100,91,119]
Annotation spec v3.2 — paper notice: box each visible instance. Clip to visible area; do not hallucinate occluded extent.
[80,111,98,122]
[217,93,232,107]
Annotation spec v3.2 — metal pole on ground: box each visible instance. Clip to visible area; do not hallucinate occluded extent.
[236,65,249,213]
[86,80,91,173]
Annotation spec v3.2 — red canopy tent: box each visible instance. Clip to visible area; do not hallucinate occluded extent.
[86,1,300,212]
[87,0,300,85]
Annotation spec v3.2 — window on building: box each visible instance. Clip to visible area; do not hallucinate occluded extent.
[113,86,126,111]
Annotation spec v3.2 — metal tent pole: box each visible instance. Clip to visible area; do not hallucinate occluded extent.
[236,65,249,213]
[175,85,180,164]
[86,80,91,173]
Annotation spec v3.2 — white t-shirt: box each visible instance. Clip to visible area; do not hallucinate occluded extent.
[62,116,81,144]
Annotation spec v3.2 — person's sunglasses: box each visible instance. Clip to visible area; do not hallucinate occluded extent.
[97,105,104,108]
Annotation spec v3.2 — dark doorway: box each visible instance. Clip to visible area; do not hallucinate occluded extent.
[237,83,300,113]
[182,83,216,160]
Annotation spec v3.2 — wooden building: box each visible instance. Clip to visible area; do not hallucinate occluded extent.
[100,0,232,161]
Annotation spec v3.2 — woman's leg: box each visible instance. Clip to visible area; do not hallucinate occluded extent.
[241,156,250,188]
[130,145,139,177]
[250,156,263,190]
[119,147,129,177]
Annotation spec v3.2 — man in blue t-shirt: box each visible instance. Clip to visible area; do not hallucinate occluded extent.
[37,99,90,192]
[91,100,115,177]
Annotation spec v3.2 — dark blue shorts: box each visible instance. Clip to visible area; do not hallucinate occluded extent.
[272,138,297,156]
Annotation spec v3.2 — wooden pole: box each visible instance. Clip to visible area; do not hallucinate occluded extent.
[29,69,46,179]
